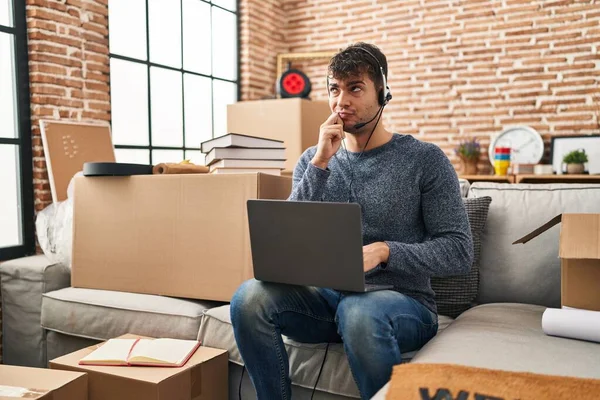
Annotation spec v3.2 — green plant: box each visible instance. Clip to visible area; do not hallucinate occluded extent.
[563,149,588,164]
[454,138,481,161]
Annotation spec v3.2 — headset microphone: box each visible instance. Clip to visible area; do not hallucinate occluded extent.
[353,103,385,130]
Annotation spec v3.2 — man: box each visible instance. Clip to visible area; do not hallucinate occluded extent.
[230,42,473,400]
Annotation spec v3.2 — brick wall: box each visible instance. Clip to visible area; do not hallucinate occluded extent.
[244,0,600,171]
[27,0,110,213]
[239,0,288,100]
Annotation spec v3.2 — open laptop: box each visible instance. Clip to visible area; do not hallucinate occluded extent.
[246,199,393,293]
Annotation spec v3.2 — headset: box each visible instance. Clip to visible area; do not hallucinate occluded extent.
[326,46,393,202]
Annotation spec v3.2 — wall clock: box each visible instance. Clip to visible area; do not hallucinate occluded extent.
[488,126,545,166]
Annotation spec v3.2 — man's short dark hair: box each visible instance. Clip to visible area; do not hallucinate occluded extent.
[328,42,388,90]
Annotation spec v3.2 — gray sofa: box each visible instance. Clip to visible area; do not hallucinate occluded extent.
[2,182,600,400]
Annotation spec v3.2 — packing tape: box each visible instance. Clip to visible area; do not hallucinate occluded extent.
[0,385,50,398]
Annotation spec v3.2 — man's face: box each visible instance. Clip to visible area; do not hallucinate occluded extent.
[327,72,380,133]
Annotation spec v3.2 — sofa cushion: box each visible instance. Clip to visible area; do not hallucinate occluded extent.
[0,255,70,367]
[41,287,223,341]
[458,179,470,197]
[431,196,492,318]
[469,183,600,307]
[411,303,600,378]
[197,304,453,398]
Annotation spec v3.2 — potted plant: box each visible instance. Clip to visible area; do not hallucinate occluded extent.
[454,138,481,175]
[562,149,588,174]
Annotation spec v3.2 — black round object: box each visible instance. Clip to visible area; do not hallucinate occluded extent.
[277,68,311,98]
[83,162,153,177]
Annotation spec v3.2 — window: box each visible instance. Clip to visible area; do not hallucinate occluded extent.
[108,0,239,166]
[0,0,34,261]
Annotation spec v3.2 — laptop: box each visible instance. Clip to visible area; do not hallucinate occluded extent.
[246,199,394,293]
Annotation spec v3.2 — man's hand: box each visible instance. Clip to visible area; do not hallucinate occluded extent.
[363,242,390,272]
[311,112,345,169]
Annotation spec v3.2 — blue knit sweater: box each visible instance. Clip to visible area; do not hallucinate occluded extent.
[288,133,474,314]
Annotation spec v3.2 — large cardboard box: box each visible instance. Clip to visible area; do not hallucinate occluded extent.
[514,213,600,310]
[0,365,87,399]
[49,336,228,400]
[72,173,292,301]
[227,98,331,174]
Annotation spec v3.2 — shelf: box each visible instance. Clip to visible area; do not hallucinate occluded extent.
[515,174,600,184]
[459,174,600,184]
[459,175,515,183]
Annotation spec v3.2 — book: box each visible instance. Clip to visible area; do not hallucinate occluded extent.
[201,133,284,154]
[210,168,281,176]
[78,338,200,367]
[205,147,286,166]
[208,158,286,170]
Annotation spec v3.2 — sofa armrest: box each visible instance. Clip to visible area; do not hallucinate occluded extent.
[0,255,70,367]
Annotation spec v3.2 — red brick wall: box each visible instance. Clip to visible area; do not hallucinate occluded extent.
[27,0,110,213]
[246,0,600,171]
[239,0,288,100]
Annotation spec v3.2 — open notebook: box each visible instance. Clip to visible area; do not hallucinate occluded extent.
[79,338,201,367]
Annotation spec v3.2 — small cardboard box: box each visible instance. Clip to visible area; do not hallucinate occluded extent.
[72,173,292,301]
[227,98,331,174]
[0,365,87,399]
[49,336,228,400]
[514,213,600,311]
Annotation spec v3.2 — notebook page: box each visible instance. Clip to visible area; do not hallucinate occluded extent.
[128,339,199,365]
[79,339,138,364]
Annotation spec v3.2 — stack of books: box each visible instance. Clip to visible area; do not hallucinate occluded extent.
[201,133,286,176]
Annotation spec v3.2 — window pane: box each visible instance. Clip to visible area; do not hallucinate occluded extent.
[150,67,183,147]
[184,74,212,148]
[182,0,211,75]
[152,149,184,165]
[108,0,147,60]
[212,80,237,137]
[184,149,206,166]
[0,145,22,248]
[212,7,237,81]
[212,0,236,12]
[0,32,17,139]
[0,0,12,27]
[148,0,181,68]
[115,148,150,165]
[110,59,149,145]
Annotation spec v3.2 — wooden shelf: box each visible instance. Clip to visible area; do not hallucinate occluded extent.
[459,174,600,184]
[515,174,600,184]
[459,175,515,183]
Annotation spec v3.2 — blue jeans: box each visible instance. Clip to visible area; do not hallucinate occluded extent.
[230,279,438,400]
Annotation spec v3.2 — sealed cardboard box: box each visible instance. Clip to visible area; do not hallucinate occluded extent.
[227,98,331,174]
[514,213,600,310]
[72,173,292,301]
[0,365,87,399]
[49,335,228,400]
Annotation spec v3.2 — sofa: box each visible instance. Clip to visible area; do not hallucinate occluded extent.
[2,182,600,400]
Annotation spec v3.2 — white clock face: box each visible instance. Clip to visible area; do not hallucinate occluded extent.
[489,127,544,165]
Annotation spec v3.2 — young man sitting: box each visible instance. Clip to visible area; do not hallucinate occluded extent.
[230,42,473,400]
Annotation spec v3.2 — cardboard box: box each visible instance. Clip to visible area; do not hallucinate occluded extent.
[227,98,331,174]
[72,173,292,301]
[49,335,228,400]
[0,365,87,399]
[514,213,600,311]
[40,120,115,202]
